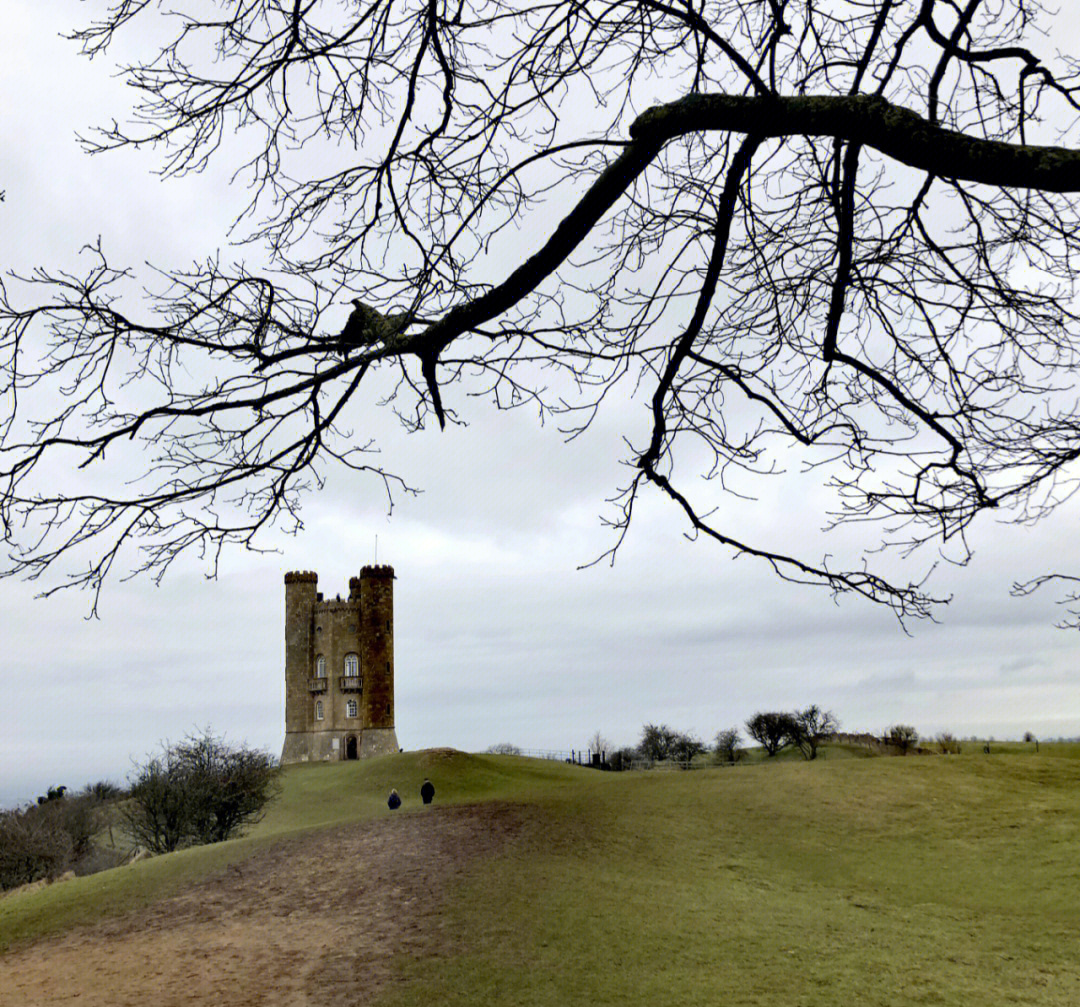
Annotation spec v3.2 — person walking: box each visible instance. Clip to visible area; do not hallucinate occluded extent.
[420,778,435,805]
[387,788,401,810]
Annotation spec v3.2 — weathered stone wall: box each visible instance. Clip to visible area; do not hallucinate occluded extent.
[282,729,346,762]
[281,566,398,764]
[359,728,400,758]
[312,598,363,732]
[283,572,318,742]
[282,728,400,762]
[360,566,395,732]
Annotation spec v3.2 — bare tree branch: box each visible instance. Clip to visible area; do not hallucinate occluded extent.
[5,0,1080,622]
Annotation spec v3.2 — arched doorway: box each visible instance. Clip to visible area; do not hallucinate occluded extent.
[345,735,358,760]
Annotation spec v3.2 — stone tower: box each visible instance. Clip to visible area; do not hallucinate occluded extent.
[280,566,399,764]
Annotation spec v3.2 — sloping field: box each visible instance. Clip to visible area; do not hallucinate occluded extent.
[2,749,1079,1006]
[4,802,529,1006]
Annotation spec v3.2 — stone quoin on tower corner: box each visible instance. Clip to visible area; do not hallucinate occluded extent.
[281,566,398,763]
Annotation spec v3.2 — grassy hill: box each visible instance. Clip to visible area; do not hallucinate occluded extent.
[3,747,1080,1005]
[0,749,589,952]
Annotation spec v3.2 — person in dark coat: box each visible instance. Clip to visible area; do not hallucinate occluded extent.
[387,788,401,810]
[420,778,435,805]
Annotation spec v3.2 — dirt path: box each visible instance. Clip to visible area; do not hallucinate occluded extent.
[2,803,528,1006]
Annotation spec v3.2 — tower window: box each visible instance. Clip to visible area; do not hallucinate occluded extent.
[315,655,326,678]
[344,653,359,676]
[346,699,358,718]
[315,700,324,721]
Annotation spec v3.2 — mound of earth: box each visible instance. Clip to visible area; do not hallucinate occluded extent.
[415,747,467,769]
[3,802,527,1007]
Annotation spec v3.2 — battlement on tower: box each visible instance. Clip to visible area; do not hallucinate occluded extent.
[284,570,318,583]
[359,564,395,579]
[312,598,358,612]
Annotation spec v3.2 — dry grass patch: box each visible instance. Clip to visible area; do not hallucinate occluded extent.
[3,802,531,1006]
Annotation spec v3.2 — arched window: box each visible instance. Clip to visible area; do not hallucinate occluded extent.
[344,653,359,676]
[346,699,358,718]
[315,655,326,678]
[315,700,324,721]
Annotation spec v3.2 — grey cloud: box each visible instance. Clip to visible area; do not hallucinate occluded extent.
[3,3,1080,807]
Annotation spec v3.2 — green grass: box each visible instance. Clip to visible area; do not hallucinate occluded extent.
[254,748,585,835]
[373,753,1080,1007]
[4,748,1080,1005]
[734,740,878,763]
[0,750,586,952]
[970,740,1080,758]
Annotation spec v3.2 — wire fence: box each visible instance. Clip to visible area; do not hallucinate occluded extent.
[487,747,610,765]
[505,748,593,763]
[487,748,753,772]
[486,734,1080,769]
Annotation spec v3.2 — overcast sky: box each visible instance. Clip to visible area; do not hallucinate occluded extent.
[2,4,1078,807]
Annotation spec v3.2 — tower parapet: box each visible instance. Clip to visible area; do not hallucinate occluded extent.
[284,570,318,583]
[280,566,399,764]
[360,564,395,579]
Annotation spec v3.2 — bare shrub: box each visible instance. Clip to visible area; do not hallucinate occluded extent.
[792,706,840,761]
[746,713,799,757]
[936,732,962,755]
[638,724,679,762]
[585,732,611,759]
[0,808,73,891]
[83,780,125,801]
[714,729,741,764]
[669,732,706,768]
[51,794,103,860]
[485,743,522,756]
[609,747,640,772]
[125,729,280,854]
[887,725,919,755]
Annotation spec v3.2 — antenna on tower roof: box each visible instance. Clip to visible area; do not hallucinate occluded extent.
[375,533,378,565]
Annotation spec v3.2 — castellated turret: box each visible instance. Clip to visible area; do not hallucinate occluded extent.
[280,566,399,764]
